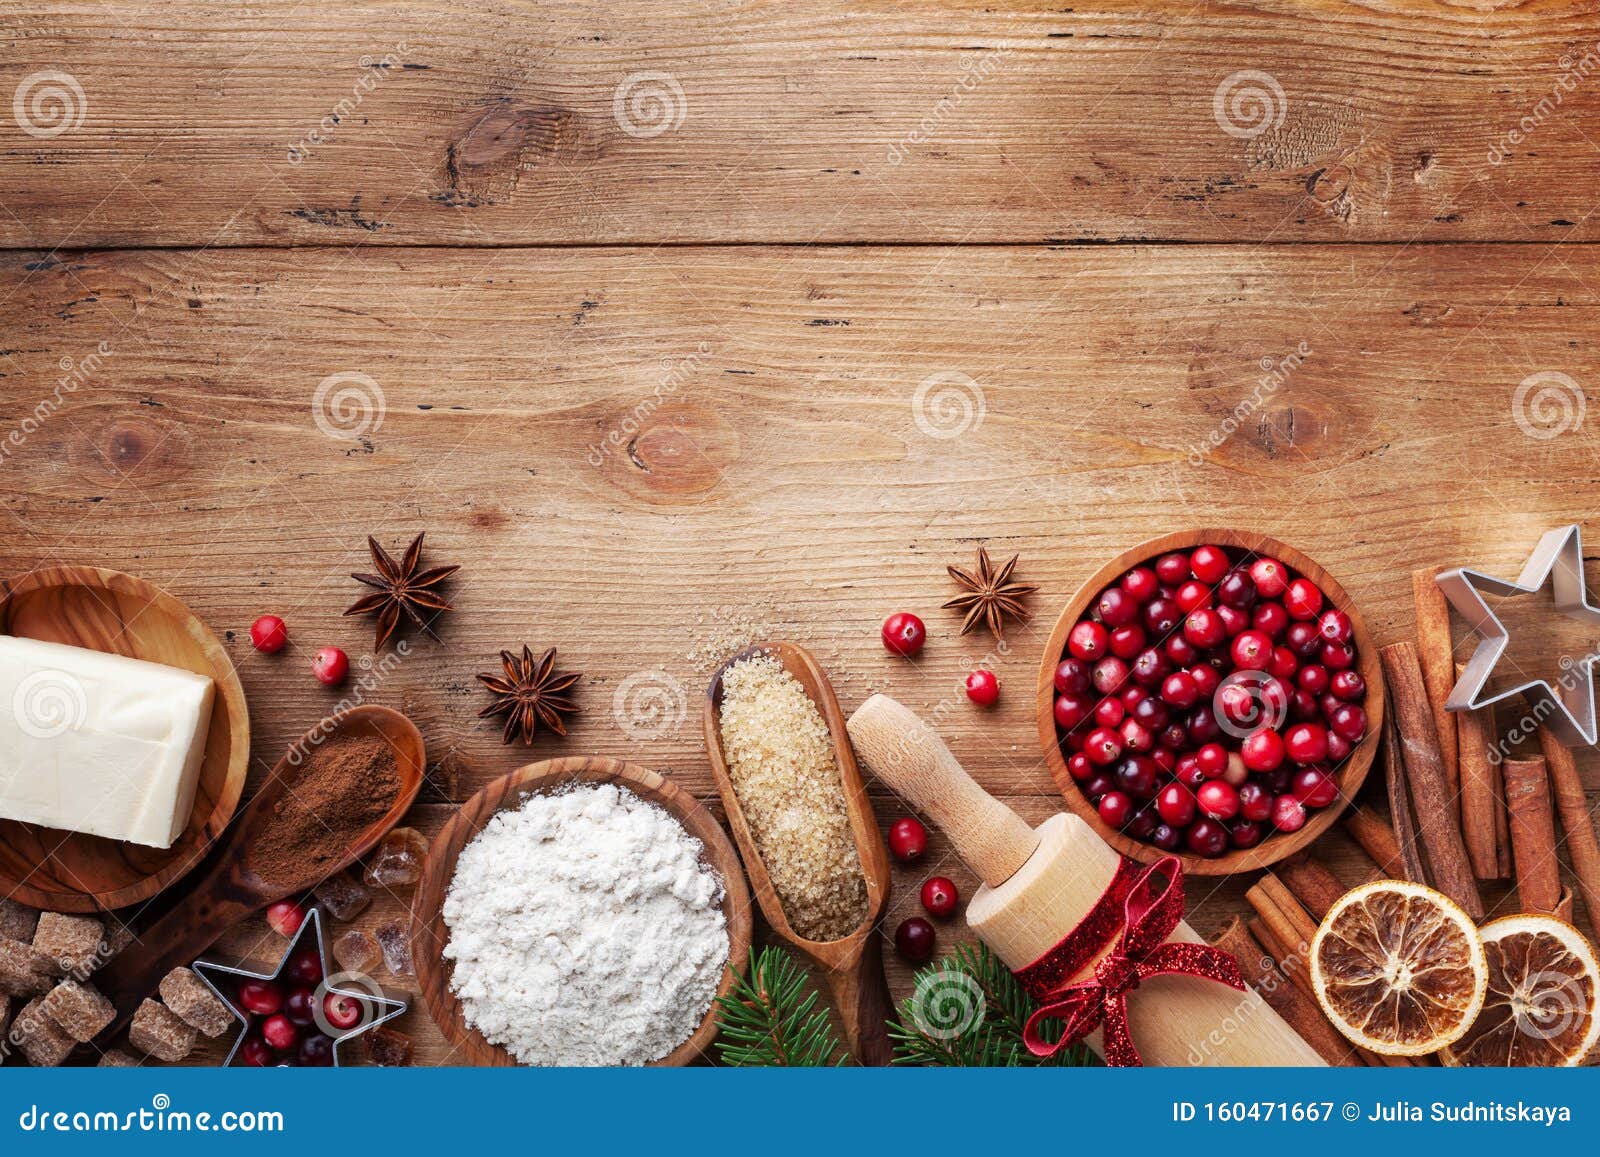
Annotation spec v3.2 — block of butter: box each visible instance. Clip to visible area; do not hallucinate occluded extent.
[0,636,215,849]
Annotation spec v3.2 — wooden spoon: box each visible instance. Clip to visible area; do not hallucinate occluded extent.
[90,705,425,1033]
[705,642,894,1065]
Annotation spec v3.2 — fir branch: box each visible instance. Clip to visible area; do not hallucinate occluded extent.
[714,946,845,1067]
[888,941,1099,1067]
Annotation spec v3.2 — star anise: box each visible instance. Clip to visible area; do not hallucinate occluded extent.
[943,547,1038,639]
[476,645,580,744]
[344,533,460,649]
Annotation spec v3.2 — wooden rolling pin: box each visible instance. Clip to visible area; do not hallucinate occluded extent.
[847,694,1324,1067]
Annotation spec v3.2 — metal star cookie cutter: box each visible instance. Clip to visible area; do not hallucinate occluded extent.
[1436,523,1600,747]
[192,907,407,1067]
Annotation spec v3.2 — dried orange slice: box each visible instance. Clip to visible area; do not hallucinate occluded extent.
[1310,880,1487,1056]
[1440,914,1600,1067]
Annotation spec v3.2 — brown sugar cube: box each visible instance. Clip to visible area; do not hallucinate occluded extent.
[364,1025,413,1067]
[128,999,197,1063]
[13,997,76,1066]
[34,913,104,975]
[313,871,371,921]
[100,920,135,959]
[0,898,39,942]
[97,1049,139,1067]
[41,979,115,1042]
[0,936,55,997]
[159,968,233,1038]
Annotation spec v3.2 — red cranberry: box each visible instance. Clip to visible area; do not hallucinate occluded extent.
[1156,782,1197,826]
[1151,823,1182,852]
[1062,729,1084,753]
[1190,545,1230,584]
[1195,742,1228,778]
[262,1014,298,1052]
[1094,698,1124,729]
[1238,781,1273,822]
[1264,767,1293,795]
[1284,578,1324,620]
[1164,634,1198,666]
[1330,670,1366,701]
[1054,693,1091,730]
[1230,630,1272,671]
[1176,757,1206,790]
[1215,605,1251,637]
[239,1037,274,1067]
[1186,705,1223,746]
[1188,664,1222,698]
[1092,657,1129,694]
[1285,620,1320,656]
[285,949,323,986]
[1118,717,1154,753]
[1217,681,1259,729]
[298,1034,335,1067]
[1082,772,1116,801]
[1196,780,1240,821]
[1121,566,1159,603]
[1131,696,1169,730]
[1222,751,1250,787]
[1319,692,1343,720]
[284,987,318,1028]
[1155,552,1191,586]
[1141,597,1181,637]
[1271,793,1308,832]
[1152,746,1178,772]
[1160,670,1200,708]
[249,615,288,653]
[1317,608,1353,644]
[1067,752,1093,782]
[1184,608,1226,648]
[1217,569,1258,609]
[1284,722,1329,765]
[1251,601,1289,639]
[1320,640,1355,670]
[1174,581,1213,613]
[1290,687,1320,721]
[1293,767,1339,808]
[1109,624,1146,659]
[1229,820,1264,849]
[1240,728,1285,772]
[1126,807,1161,840]
[1186,818,1229,857]
[312,646,349,686]
[266,900,306,938]
[888,817,928,862]
[1248,558,1289,598]
[1097,587,1139,628]
[882,612,926,656]
[1068,620,1108,660]
[964,669,1000,706]
[1115,755,1159,799]
[1325,732,1353,762]
[1131,649,1169,687]
[1097,790,1134,827]
[1084,728,1123,765]
[920,876,959,918]
[238,980,283,1016]
[1054,658,1091,694]
[1328,703,1367,742]
[1297,664,1329,694]
[896,917,937,962]
[1120,683,1148,709]
[1268,646,1299,680]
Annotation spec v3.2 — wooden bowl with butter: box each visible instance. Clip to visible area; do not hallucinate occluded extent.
[0,565,249,912]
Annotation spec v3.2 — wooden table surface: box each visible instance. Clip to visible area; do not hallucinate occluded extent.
[4,0,1600,1066]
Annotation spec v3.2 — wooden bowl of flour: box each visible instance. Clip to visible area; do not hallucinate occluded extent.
[412,757,753,1067]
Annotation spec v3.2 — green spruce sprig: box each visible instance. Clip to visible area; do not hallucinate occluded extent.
[714,946,846,1066]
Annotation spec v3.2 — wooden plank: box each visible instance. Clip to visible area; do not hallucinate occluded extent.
[5,1,1600,246]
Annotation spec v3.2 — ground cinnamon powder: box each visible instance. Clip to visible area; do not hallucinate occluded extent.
[249,733,400,887]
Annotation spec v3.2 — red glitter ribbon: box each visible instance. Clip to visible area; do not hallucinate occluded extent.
[1014,855,1243,1066]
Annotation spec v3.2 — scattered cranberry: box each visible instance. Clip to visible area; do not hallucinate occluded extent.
[1195,742,1228,779]
[239,1037,274,1067]
[238,980,283,1016]
[1190,545,1230,584]
[261,1014,298,1052]
[323,992,365,1032]
[895,917,936,962]
[881,612,926,656]
[888,817,928,863]
[249,615,288,653]
[312,646,349,686]
[920,876,959,918]
[284,949,323,987]
[964,669,1000,706]
[265,900,306,938]
[298,1034,335,1067]
[1284,578,1323,620]
[1164,633,1197,666]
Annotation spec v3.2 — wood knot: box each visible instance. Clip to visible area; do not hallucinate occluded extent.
[71,414,192,484]
[441,105,577,206]
[587,402,738,502]
[1254,404,1323,458]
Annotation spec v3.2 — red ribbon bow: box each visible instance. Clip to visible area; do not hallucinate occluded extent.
[1014,855,1243,1067]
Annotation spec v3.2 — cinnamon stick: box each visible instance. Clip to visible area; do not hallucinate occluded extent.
[1211,917,1361,1067]
[1455,671,1508,881]
[1344,811,1406,879]
[1379,642,1484,918]
[1504,756,1564,915]
[1538,726,1600,937]
[1381,706,1430,885]
[1412,568,1460,801]
[1246,874,1321,982]
[1278,855,1347,920]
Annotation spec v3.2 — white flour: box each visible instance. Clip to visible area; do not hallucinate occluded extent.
[441,783,729,1066]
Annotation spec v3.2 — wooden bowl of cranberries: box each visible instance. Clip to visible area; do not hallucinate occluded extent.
[1036,529,1384,875]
